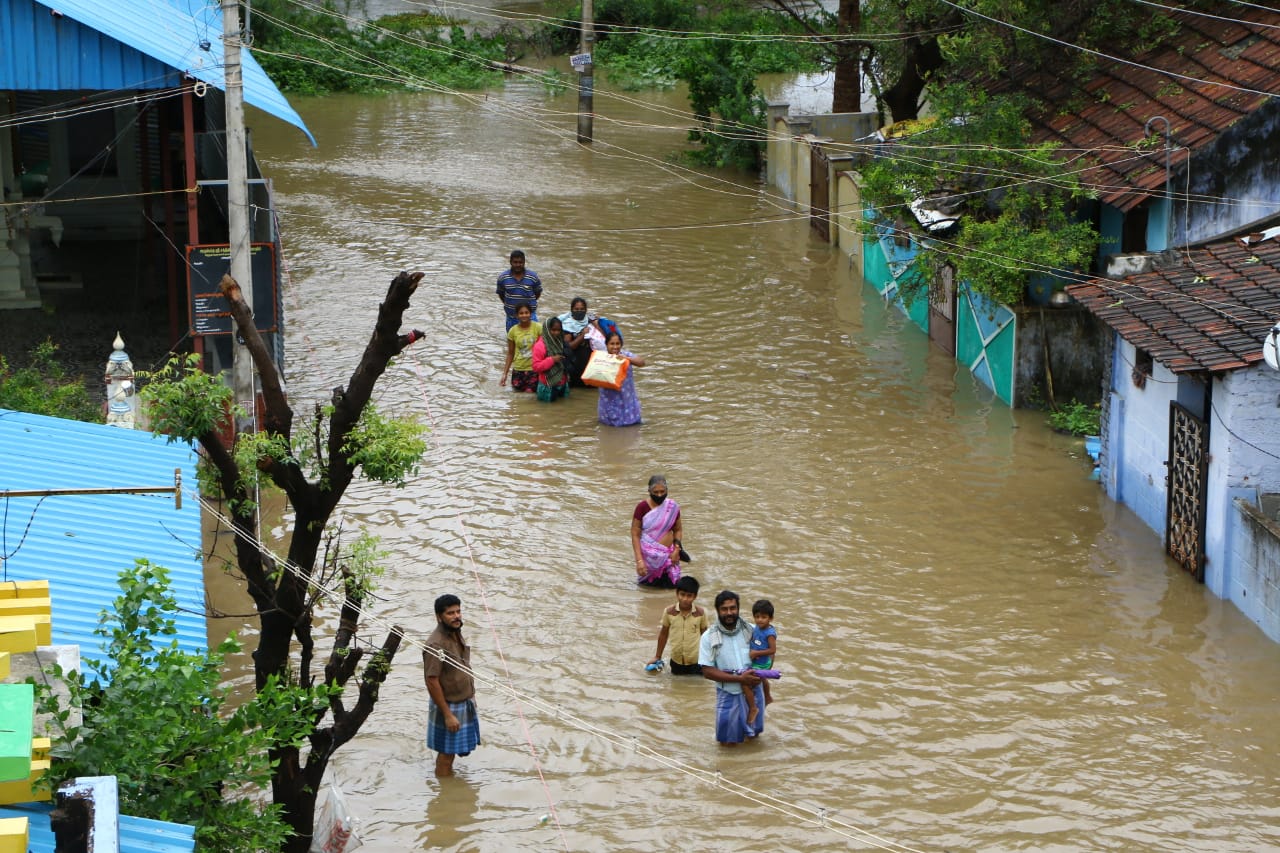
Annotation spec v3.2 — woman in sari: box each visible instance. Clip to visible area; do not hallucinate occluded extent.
[630,474,683,587]
[530,316,570,402]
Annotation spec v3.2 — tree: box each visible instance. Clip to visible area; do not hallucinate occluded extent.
[859,82,1098,306]
[766,0,863,113]
[32,560,329,853]
[141,271,428,852]
[857,0,1182,124]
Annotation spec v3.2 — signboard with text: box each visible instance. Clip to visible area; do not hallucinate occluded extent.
[186,243,278,336]
[570,52,592,70]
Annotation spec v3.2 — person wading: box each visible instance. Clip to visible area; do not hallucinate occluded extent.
[423,594,480,776]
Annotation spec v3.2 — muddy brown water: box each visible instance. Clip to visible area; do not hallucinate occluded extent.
[223,76,1280,853]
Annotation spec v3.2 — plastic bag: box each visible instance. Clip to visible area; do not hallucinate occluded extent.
[311,779,362,853]
[582,351,629,390]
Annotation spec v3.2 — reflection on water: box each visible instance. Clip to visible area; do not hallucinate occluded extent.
[236,74,1280,853]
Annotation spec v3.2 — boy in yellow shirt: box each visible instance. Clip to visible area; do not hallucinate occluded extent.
[645,575,708,674]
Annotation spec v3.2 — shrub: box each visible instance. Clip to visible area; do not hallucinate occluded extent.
[1048,399,1101,436]
[0,339,102,422]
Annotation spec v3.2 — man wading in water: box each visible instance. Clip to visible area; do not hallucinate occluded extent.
[698,590,764,745]
[423,594,480,776]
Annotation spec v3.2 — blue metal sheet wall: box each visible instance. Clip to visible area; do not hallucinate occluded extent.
[0,802,196,853]
[0,0,179,90]
[0,409,206,665]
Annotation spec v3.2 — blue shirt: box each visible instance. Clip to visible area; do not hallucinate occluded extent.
[497,269,542,322]
[750,625,776,669]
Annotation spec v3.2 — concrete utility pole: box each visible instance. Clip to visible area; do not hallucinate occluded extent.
[577,0,594,143]
[223,0,255,432]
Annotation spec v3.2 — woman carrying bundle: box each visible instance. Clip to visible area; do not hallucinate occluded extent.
[597,333,645,426]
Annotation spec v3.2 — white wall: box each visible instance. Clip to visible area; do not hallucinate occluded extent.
[1206,366,1280,605]
[1106,337,1178,536]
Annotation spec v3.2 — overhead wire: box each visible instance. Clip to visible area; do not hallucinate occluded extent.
[190,490,926,853]
[343,0,960,44]
[255,0,1278,214]
[934,0,1280,101]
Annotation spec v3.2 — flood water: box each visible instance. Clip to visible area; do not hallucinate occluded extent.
[237,73,1280,853]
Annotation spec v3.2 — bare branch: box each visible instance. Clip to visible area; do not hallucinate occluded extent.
[219,274,293,437]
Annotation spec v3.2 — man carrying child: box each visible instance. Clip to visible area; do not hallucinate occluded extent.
[698,590,765,745]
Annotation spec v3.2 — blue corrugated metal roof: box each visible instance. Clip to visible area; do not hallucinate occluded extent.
[0,802,196,853]
[0,0,315,144]
[0,409,206,667]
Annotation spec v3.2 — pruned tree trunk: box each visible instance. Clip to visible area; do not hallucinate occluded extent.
[209,271,425,851]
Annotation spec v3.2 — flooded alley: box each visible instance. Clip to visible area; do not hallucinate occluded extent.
[237,74,1280,853]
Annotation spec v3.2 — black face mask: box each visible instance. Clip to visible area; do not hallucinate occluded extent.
[571,310,587,321]
[650,493,666,504]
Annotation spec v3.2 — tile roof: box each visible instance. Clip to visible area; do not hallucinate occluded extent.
[0,410,206,669]
[1066,232,1280,373]
[1018,8,1280,212]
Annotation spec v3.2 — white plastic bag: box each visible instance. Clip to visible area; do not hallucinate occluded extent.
[311,777,362,853]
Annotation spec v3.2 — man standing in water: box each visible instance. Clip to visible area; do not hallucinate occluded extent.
[699,590,764,745]
[496,249,542,330]
[424,594,479,776]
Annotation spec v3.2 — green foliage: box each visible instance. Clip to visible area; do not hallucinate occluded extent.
[140,355,426,497]
[250,0,507,95]
[30,560,333,853]
[139,353,236,441]
[575,0,822,168]
[859,83,1098,307]
[0,339,102,422]
[341,528,387,599]
[341,405,426,485]
[1048,399,1101,436]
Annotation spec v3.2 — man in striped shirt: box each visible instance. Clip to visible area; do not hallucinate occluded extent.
[496,249,542,330]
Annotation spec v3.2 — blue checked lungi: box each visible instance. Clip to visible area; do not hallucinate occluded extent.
[427,698,481,756]
[714,683,765,744]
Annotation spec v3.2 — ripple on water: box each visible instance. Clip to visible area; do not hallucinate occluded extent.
[232,82,1280,852]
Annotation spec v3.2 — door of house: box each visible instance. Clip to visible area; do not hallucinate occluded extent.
[1165,402,1208,581]
[809,144,830,242]
[928,264,957,355]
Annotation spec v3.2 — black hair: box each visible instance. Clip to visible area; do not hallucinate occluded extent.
[752,599,774,618]
[434,593,461,616]
[509,249,526,261]
[714,589,739,610]
[675,575,700,595]
[515,303,533,316]
[647,474,667,490]
[547,316,563,332]
[571,296,588,310]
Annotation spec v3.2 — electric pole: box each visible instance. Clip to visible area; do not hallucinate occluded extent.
[223,0,255,432]
[577,0,594,144]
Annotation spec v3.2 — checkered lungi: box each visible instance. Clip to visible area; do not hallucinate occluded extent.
[427,698,481,756]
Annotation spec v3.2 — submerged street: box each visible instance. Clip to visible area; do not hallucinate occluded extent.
[235,75,1280,852]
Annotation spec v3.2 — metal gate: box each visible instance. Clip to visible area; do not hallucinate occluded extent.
[928,264,957,355]
[1165,402,1208,581]
[809,144,830,242]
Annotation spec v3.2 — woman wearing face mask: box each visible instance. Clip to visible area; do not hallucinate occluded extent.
[631,474,683,587]
[558,296,596,386]
[597,332,645,427]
